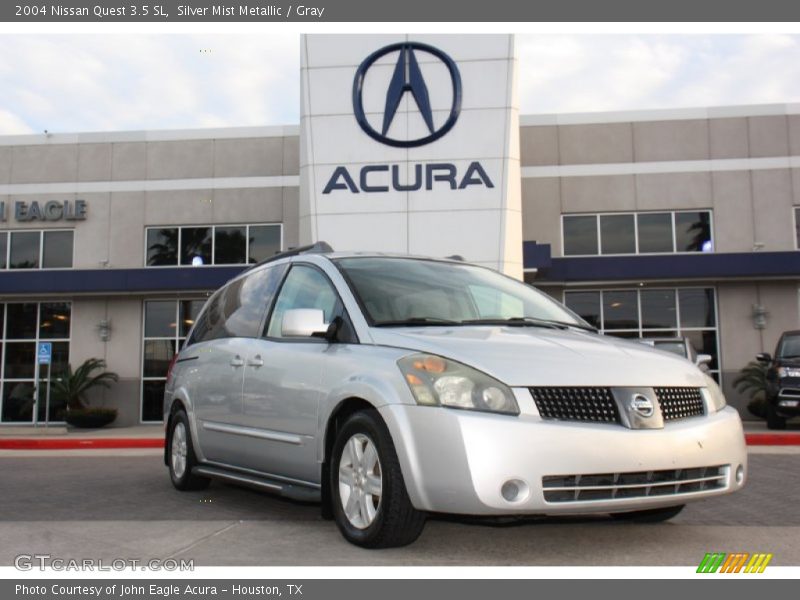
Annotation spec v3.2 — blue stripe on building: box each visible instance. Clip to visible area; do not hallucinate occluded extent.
[2,246,800,295]
[0,266,247,295]
[523,242,800,283]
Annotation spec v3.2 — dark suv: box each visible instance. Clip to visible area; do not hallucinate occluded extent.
[757,330,800,429]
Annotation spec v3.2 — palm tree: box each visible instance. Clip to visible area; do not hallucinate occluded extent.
[733,360,768,419]
[180,228,212,265]
[52,358,119,410]
[685,214,712,252]
[147,228,179,266]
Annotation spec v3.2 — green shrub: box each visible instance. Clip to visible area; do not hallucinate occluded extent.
[733,361,768,420]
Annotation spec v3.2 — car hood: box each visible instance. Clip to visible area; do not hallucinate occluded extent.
[776,359,800,367]
[368,326,707,388]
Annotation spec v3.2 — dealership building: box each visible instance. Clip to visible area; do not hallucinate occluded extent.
[1,34,799,426]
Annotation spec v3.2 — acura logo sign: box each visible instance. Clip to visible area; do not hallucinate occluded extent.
[352,42,463,148]
[322,42,493,195]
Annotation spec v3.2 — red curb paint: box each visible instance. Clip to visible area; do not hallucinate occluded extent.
[745,433,800,446]
[0,438,164,450]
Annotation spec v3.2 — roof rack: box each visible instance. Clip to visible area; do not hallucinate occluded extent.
[247,241,334,270]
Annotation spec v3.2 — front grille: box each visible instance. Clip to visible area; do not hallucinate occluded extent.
[655,387,705,421]
[530,387,620,424]
[542,465,727,503]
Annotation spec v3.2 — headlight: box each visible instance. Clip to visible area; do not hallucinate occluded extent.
[777,366,800,378]
[398,353,519,415]
[702,375,727,413]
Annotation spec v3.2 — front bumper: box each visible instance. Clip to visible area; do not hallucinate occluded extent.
[379,397,747,515]
[774,388,800,417]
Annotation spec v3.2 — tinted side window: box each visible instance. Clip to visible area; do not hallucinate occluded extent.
[186,264,286,344]
[185,291,222,346]
[266,265,340,338]
[223,264,286,337]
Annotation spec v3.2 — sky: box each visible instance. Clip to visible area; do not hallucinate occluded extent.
[1,34,799,135]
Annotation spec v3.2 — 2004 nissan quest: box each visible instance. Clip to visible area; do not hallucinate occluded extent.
[164,242,747,548]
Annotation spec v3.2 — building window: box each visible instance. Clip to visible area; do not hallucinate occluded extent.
[0,302,71,424]
[146,228,178,266]
[562,215,598,256]
[600,214,636,254]
[214,226,247,264]
[180,227,212,266]
[141,298,205,422]
[637,213,673,253]
[564,287,720,381]
[145,224,282,267]
[562,211,713,256]
[0,230,73,269]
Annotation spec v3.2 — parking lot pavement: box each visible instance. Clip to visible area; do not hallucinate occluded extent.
[0,451,798,566]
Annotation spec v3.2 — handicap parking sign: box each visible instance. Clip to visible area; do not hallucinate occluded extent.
[38,342,52,365]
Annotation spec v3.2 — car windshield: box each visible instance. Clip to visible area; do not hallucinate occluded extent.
[335,257,590,329]
[778,335,800,359]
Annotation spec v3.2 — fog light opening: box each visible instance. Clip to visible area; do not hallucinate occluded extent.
[735,464,745,485]
[500,479,530,503]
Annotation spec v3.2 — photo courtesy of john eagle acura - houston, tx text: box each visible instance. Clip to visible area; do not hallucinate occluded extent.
[159,35,747,549]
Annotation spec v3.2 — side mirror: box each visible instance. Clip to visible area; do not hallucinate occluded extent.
[696,354,712,367]
[695,354,712,372]
[282,309,329,338]
[756,352,772,364]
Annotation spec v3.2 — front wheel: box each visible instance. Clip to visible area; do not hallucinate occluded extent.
[330,410,426,548]
[610,504,685,523]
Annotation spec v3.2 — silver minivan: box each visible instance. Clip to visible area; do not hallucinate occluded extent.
[164,243,747,548]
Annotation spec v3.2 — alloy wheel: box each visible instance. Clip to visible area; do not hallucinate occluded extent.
[171,421,188,479]
[338,433,383,529]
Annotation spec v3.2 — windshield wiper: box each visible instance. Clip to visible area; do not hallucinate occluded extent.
[463,317,562,329]
[374,317,461,327]
[374,316,597,332]
[462,317,597,332]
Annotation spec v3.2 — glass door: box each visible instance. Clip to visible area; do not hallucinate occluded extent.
[0,302,71,424]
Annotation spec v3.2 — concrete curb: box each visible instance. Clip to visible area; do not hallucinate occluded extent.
[0,438,164,450]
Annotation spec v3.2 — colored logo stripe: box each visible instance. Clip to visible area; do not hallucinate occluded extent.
[745,553,773,573]
[697,552,772,573]
[697,553,726,573]
[720,553,748,573]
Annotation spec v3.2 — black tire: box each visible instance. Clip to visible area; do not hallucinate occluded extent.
[766,404,787,430]
[167,410,210,491]
[330,410,426,548]
[610,504,685,523]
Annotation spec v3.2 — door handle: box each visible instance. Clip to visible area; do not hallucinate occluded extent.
[247,355,264,367]
[230,355,244,367]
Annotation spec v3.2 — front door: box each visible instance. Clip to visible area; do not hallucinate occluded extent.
[240,264,343,483]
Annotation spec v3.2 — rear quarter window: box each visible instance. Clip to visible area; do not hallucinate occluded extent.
[186,263,287,344]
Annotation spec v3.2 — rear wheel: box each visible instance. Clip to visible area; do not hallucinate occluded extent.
[610,504,685,523]
[766,404,787,430]
[168,410,210,491]
[330,410,426,548]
